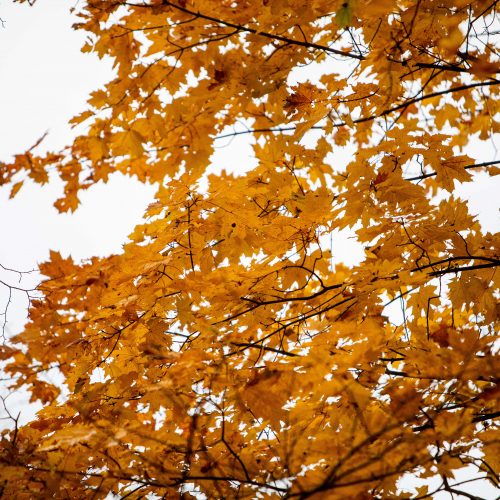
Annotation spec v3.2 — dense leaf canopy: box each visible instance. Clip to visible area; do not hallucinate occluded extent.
[1,0,499,498]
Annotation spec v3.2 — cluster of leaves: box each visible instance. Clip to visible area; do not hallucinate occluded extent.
[1,0,499,498]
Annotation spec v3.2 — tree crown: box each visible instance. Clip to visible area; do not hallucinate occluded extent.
[1,0,499,498]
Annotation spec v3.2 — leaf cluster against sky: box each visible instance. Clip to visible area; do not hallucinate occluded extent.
[0,0,499,498]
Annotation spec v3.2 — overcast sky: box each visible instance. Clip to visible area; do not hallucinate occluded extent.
[0,2,498,498]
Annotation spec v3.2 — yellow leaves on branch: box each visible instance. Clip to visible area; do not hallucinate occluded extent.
[1,0,499,498]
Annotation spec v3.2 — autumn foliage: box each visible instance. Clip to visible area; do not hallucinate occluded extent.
[1,0,499,497]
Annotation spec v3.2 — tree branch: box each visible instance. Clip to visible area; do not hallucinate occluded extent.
[214,80,499,140]
[404,160,500,182]
[126,0,364,59]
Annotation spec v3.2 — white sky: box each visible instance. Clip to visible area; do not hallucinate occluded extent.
[0,1,156,263]
[0,2,498,498]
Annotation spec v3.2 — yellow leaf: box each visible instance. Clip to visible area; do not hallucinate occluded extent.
[9,181,23,198]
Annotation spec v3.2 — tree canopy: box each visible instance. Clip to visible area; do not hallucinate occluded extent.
[1,0,499,498]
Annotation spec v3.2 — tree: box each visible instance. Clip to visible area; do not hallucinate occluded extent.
[1,0,499,497]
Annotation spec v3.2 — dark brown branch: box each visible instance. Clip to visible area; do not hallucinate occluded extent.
[124,0,363,60]
[428,262,499,276]
[226,296,356,356]
[404,160,500,181]
[414,62,469,72]
[240,281,343,308]
[471,411,500,423]
[442,475,487,500]
[214,80,499,140]
[158,1,364,60]
[186,202,195,272]
[411,255,500,276]
[26,465,289,493]
[221,415,251,481]
[413,409,500,433]
[229,342,298,357]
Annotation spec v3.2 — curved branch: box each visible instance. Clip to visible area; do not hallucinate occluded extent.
[214,80,500,140]
[404,160,500,181]
[151,1,365,60]
[412,255,500,272]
